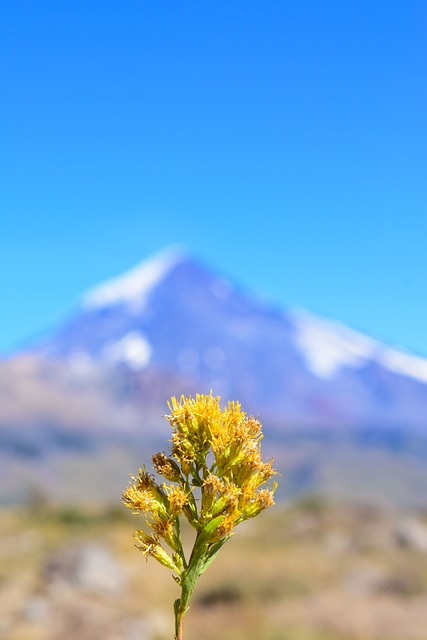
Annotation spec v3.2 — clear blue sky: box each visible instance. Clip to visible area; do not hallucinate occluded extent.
[1,1,426,356]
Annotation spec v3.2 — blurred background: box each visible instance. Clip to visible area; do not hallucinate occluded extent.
[1,1,427,638]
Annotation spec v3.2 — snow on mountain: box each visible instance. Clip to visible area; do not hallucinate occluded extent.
[379,347,427,384]
[101,331,152,370]
[82,246,187,311]
[292,308,427,384]
[291,308,378,379]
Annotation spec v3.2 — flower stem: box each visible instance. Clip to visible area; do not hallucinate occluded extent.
[174,533,210,639]
[174,598,185,640]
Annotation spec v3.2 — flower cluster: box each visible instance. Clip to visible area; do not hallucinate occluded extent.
[122,393,277,640]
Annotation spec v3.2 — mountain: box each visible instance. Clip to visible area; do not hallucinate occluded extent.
[34,247,427,430]
[2,248,427,507]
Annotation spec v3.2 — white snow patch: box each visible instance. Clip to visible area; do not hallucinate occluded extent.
[380,348,427,384]
[292,309,377,378]
[102,332,152,370]
[292,308,427,384]
[82,247,186,311]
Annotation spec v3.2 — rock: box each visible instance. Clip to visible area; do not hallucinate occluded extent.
[74,543,126,594]
[343,565,388,594]
[122,617,150,640]
[44,542,127,595]
[324,530,352,554]
[395,518,427,552]
[24,595,50,621]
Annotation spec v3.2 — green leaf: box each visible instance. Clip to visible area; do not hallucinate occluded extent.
[200,536,232,574]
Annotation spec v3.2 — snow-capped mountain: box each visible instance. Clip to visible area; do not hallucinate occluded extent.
[33,248,427,432]
[3,247,427,507]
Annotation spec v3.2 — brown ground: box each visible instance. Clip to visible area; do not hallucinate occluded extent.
[1,498,427,640]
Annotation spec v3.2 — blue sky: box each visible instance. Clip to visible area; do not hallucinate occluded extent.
[1,1,426,356]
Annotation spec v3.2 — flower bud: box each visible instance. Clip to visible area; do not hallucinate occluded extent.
[152,452,182,482]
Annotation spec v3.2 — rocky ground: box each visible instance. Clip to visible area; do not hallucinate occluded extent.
[1,499,427,640]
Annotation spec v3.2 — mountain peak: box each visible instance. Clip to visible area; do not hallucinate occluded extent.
[82,246,188,310]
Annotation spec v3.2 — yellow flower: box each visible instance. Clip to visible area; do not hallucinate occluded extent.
[209,514,237,542]
[134,530,180,573]
[122,485,149,513]
[123,393,279,639]
[163,484,189,516]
